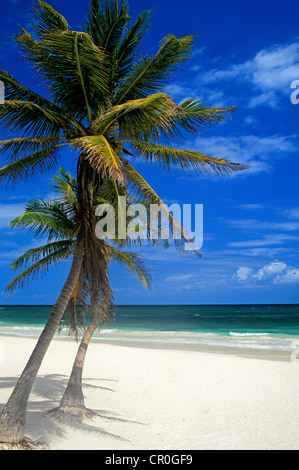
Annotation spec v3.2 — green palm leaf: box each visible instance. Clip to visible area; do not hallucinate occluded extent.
[31,0,69,37]
[94,92,181,142]
[5,242,74,294]
[0,70,67,115]
[72,135,127,185]
[16,29,108,121]
[113,34,194,104]
[0,136,62,161]
[130,141,248,176]
[51,167,78,207]
[86,0,130,52]
[10,198,76,240]
[112,10,151,77]
[123,160,200,254]
[108,246,152,289]
[0,147,60,185]
[10,240,75,271]
[177,99,237,135]
[0,99,77,137]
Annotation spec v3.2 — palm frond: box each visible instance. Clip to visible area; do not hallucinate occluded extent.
[131,141,249,176]
[63,270,89,338]
[10,198,76,240]
[31,0,69,38]
[85,0,130,53]
[123,160,200,255]
[5,243,73,294]
[0,136,62,161]
[50,167,78,207]
[0,70,67,115]
[16,29,109,121]
[0,99,77,137]
[177,99,237,135]
[10,240,75,271]
[108,246,152,289]
[0,147,60,186]
[72,135,127,185]
[111,9,152,80]
[113,34,194,104]
[94,92,180,141]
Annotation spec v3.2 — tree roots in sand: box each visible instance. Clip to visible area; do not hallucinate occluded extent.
[0,438,48,450]
[47,406,96,423]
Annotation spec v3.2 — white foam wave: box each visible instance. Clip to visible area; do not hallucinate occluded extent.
[0,325,296,351]
[229,332,269,337]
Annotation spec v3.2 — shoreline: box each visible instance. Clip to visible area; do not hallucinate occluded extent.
[0,335,298,450]
[0,331,294,362]
[94,338,294,362]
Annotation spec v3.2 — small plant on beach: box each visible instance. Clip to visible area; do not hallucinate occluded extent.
[0,0,246,445]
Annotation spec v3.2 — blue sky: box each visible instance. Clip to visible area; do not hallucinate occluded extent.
[0,0,299,305]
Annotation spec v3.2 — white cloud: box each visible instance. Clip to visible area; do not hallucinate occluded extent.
[193,134,297,174]
[235,261,299,285]
[284,208,299,219]
[235,267,254,281]
[251,43,299,91]
[253,261,287,280]
[230,247,291,258]
[237,204,264,210]
[165,273,194,282]
[0,203,25,229]
[198,41,299,107]
[228,234,299,248]
[275,268,299,284]
[248,91,278,108]
[227,218,299,232]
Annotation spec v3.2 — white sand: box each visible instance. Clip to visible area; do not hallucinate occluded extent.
[0,335,298,450]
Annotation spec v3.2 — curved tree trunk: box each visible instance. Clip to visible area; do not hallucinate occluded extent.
[60,313,98,408]
[48,302,98,421]
[0,243,84,445]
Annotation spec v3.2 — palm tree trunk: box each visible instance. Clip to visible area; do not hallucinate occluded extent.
[0,243,83,444]
[59,310,98,409]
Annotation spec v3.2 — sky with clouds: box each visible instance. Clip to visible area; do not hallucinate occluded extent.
[0,0,299,305]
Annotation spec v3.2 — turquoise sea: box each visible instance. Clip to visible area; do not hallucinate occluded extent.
[0,304,298,353]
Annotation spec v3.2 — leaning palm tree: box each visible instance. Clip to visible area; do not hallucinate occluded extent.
[5,167,152,421]
[0,0,247,445]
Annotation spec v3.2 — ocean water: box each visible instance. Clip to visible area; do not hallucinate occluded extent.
[0,304,298,353]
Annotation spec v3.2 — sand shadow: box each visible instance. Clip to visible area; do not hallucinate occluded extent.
[0,373,136,447]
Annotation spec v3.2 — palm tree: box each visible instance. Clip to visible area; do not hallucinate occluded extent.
[0,0,247,445]
[5,167,152,421]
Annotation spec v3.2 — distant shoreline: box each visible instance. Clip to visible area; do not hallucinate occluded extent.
[1,303,299,307]
[1,304,298,363]
[0,332,293,363]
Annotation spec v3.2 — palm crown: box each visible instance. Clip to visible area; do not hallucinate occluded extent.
[0,0,246,193]
[6,167,152,332]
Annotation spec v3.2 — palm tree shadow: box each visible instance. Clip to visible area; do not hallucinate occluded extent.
[94,409,147,426]
[29,410,129,445]
[0,373,136,447]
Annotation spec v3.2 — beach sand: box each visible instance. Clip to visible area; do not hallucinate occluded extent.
[0,335,298,450]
